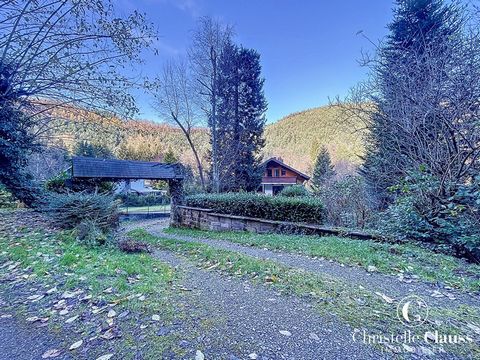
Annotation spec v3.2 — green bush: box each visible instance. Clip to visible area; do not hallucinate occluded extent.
[278,185,309,197]
[186,192,324,224]
[45,170,115,194]
[44,193,120,246]
[318,176,372,229]
[381,172,480,262]
[76,219,111,246]
[0,185,16,208]
[116,192,169,207]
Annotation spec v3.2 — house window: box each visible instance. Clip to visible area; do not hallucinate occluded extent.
[274,169,280,177]
[267,169,272,177]
[281,169,286,176]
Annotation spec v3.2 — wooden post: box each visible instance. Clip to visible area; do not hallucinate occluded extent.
[168,178,184,226]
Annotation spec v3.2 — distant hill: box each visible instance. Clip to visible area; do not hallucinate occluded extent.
[263,105,365,175]
[45,106,210,174]
[44,104,364,177]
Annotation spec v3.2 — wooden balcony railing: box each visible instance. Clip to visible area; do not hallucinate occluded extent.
[261,176,297,184]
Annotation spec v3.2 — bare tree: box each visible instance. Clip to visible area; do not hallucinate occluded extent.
[152,59,206,189]
[0,0,156,127]
[189,17,234,192]
[0,0,156,204]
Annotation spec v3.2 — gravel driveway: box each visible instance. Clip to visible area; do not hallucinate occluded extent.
[142,223,479,310]
[151,248,389,360]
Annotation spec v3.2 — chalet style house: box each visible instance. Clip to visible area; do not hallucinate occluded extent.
[260,157,310,195]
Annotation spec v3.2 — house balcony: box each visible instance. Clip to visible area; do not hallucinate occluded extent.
[261,176,297,184]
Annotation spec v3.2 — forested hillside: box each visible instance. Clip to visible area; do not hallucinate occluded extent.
[46,104,363,177]
[46,106,210,175]
[263,106,365,174]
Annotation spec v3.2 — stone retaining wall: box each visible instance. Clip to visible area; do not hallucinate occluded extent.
[172,206,376,240]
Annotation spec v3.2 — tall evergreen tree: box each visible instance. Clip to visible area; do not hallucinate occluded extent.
[215,43,267,192]
[310,146,335,193]
[361,0,465,206]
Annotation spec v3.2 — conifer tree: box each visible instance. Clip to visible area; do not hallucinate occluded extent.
[216,43,267,192]
[310,146,335,193]
[360,0,466,205]
[163,147,179,164]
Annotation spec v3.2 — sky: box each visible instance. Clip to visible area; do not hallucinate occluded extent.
[119,0,394,124]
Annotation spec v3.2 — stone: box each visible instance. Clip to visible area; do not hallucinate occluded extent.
[195,350,205,360]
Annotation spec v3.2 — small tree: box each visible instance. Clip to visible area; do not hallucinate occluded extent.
[310,146,335,193]
[0,105,41,206]
[163,147,179,164]
[74,142,114,159]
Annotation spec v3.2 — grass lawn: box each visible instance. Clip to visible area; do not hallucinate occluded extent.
[120,204,171,214]
[131,228,480,358]
[0,218,190,359]
[165,227,480,293]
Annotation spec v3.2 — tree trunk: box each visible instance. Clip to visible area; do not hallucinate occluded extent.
[210,45,220,193]
[186,133,206,190]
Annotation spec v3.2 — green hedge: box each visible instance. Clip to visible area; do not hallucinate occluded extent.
[116,192,169,207]
[186,193,324,224]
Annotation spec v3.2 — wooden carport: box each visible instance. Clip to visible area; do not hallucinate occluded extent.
[71,156,185,221]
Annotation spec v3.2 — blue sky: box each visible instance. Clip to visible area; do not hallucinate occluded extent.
[121,0,394,123]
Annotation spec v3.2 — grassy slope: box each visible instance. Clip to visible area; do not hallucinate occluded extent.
[0,223,188,358]
[165,227,480,293]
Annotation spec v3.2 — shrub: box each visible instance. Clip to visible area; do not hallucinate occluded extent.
[186,192,324,224]
[45,170,115,194]
[318,176,372,229]
[116,192,169,207]
[278,185,309,197]
[380,172,480,262]
[0,185,16,208]
[44,193,120,246]
[117,237,151,253]
[76,219,111,246]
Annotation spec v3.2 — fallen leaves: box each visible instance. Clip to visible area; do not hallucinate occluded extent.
[27,294,44,302]
[195,350,205,360]
[100,328,120,340]
[61,290,82,299]
[69,340,83,350]
[96,354,114,360]
[375,292,394,304]
[26,316,49,323]
[42,349,61,358]
[65,315,78,324]
[467,323,480,335]
[279,330,292,336]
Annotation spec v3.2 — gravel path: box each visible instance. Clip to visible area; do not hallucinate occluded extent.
[151,248,389,360]
[0,316,70,360]
[141,223,479,310]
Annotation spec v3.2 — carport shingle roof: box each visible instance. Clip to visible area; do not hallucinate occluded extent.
[72,157,184,180]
